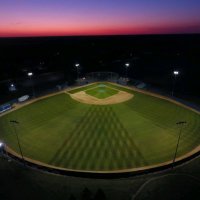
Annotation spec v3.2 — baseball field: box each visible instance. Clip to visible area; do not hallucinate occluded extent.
[0,82,200,172]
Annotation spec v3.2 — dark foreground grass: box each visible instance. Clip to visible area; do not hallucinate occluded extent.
[0,83,200,171]
[134,173,200,200]
[1,153,200,200]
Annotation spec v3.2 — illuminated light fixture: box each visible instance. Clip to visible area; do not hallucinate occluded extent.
[125,63,130,67]
[0,142,4,148]
[173,70,179,75]
[28,72,33,76]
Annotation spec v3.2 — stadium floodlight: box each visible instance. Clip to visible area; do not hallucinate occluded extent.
[125,63,130,67]
[75,63,80,82]
[9,83,16,92]
[172,121,187,168]
[173,70,179,75]
[28,72,33,76]
[0,142,4,148]
[125,63,130,80]
[171,69,180,97]
[27,72,35,97]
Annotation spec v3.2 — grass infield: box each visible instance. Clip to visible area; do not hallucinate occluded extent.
[0,82,200,171]
[85,84,118,99]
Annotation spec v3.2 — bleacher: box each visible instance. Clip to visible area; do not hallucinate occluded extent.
[0,103,12,114]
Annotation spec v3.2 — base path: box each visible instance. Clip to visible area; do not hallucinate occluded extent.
[69,90,133,105]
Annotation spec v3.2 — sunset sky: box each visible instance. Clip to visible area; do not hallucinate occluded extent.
[0,0,200,37]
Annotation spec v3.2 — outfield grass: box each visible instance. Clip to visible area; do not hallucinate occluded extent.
[0,82,200,171]
[85,84,118,99]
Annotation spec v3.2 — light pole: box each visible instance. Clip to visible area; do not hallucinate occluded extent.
[9,83,17,92]
[172,121,187,168]
[10,120,25,165]
[75,63,80,83]
[0,141,10,161]
[172,70,179,97]
[0,141,4,154]
[0,142,3,148]
[125,63,130,80]
[28,72,35,98]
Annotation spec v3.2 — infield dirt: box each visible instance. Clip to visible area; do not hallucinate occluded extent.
[69,90,133,105]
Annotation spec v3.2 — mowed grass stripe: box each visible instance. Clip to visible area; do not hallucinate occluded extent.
[51,106,94,166]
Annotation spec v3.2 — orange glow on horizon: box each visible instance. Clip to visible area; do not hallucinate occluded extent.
[1,22,200,37]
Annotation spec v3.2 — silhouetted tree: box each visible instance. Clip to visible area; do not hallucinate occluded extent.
[81,187,92,200]
[69,194,76,200]
[93,189,107,200]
